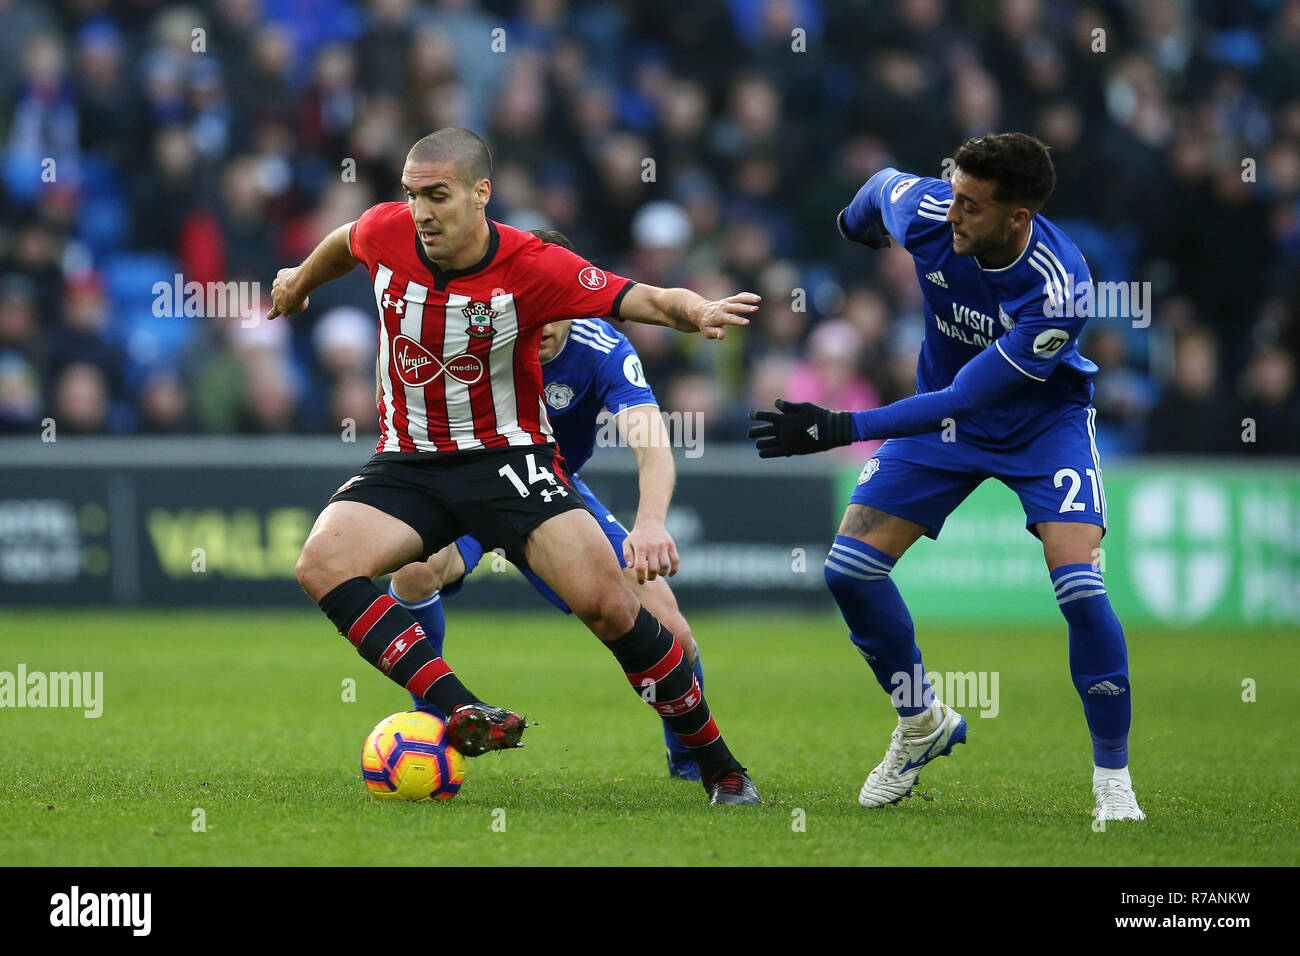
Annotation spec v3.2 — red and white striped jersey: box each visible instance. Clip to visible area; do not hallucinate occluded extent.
[349,203,636,454]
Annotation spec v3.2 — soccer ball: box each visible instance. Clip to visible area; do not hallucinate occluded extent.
[362,710,466,801]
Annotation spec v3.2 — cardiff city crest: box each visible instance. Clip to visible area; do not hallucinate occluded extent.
[857,457,880,485]
[545,382,575,409]
[463,300,497,339]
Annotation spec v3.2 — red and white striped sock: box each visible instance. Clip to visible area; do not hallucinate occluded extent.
[318,576,479,713]
[605,607,739,780]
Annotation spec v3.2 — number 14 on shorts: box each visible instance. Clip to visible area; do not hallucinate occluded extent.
[499,453,570,502]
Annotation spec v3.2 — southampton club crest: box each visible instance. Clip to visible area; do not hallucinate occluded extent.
[463,300,497,339]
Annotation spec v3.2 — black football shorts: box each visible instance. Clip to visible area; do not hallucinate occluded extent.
[327,445,591,566]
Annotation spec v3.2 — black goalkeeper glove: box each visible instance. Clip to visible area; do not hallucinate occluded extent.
[836,207,891,249]
[748,399,854,458]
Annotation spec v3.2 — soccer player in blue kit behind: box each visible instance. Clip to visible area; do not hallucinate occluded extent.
[389,229,709,781]
[750,133,1144,821]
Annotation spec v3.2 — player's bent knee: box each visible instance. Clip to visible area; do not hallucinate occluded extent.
[824,557,868,599]
[295,538,374,603]
[573,585,639,640]
[295,545,346,603]
[293,550,315,596]
[822,558,843,595]
[669,615,698,661]
[823,536,896,603]
[392,560,441,602]
[631,577,695,656]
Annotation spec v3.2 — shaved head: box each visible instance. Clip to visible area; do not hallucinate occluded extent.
[407,127,492,188]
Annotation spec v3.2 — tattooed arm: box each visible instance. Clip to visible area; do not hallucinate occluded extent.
[615,284,759,340]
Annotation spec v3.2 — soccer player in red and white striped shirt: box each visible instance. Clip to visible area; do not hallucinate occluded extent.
[268,127,760,804]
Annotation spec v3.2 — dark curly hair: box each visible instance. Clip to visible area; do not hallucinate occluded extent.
[528,228,575,252]
[952,133,1056,211]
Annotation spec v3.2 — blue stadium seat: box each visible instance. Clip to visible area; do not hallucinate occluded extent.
[1052,219,1137,285]
[1,152,48,203]
[1053,219,1149,362]
[75,157,129,254]
[98,251,194,379]
[78,194,129,255]
[100,252,182,314]
[120,305,198,374]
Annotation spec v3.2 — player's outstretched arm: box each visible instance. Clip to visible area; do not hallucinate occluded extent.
[748,343,1027,457]
[616,284,758,340]
[616,405,680,583]
[266,221,361,320]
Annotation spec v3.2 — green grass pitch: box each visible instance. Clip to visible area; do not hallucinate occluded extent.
[1,610,1296,866]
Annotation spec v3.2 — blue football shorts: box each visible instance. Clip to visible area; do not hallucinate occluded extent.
[848,405,1108,539]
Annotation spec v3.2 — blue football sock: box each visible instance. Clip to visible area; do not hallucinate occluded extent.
[1052,563,1130,769]
[388,582,448,720]
[824,535,932,716]
[664,654,704,760]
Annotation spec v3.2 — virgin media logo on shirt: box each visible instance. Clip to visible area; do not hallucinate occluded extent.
[392,335,485,387]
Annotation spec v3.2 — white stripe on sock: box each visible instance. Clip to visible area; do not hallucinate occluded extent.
[829,543,894,575]
[1058,587,1108,606]
[1053,569,1104,592]
[824,557,888,581]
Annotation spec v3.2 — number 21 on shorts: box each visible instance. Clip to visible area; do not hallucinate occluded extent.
[499,454,569,502]
[1054,467,1102,513]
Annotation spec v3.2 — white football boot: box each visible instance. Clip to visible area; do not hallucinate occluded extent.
[858,699,967,808]
[1092,766,1146,821]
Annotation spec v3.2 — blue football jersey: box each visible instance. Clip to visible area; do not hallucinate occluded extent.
[872,168,1099,448]
[540,318,659,472]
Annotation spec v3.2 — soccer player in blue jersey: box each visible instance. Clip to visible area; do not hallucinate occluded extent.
[387,229,708,781]
[750,133,1144,821]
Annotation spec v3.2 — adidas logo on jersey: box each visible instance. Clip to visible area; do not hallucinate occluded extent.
[806,424,819,440]
[1087,681,1126,696]
[925,270,948,288]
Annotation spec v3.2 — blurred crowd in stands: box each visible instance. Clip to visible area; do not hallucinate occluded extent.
[1,0,1298,455]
